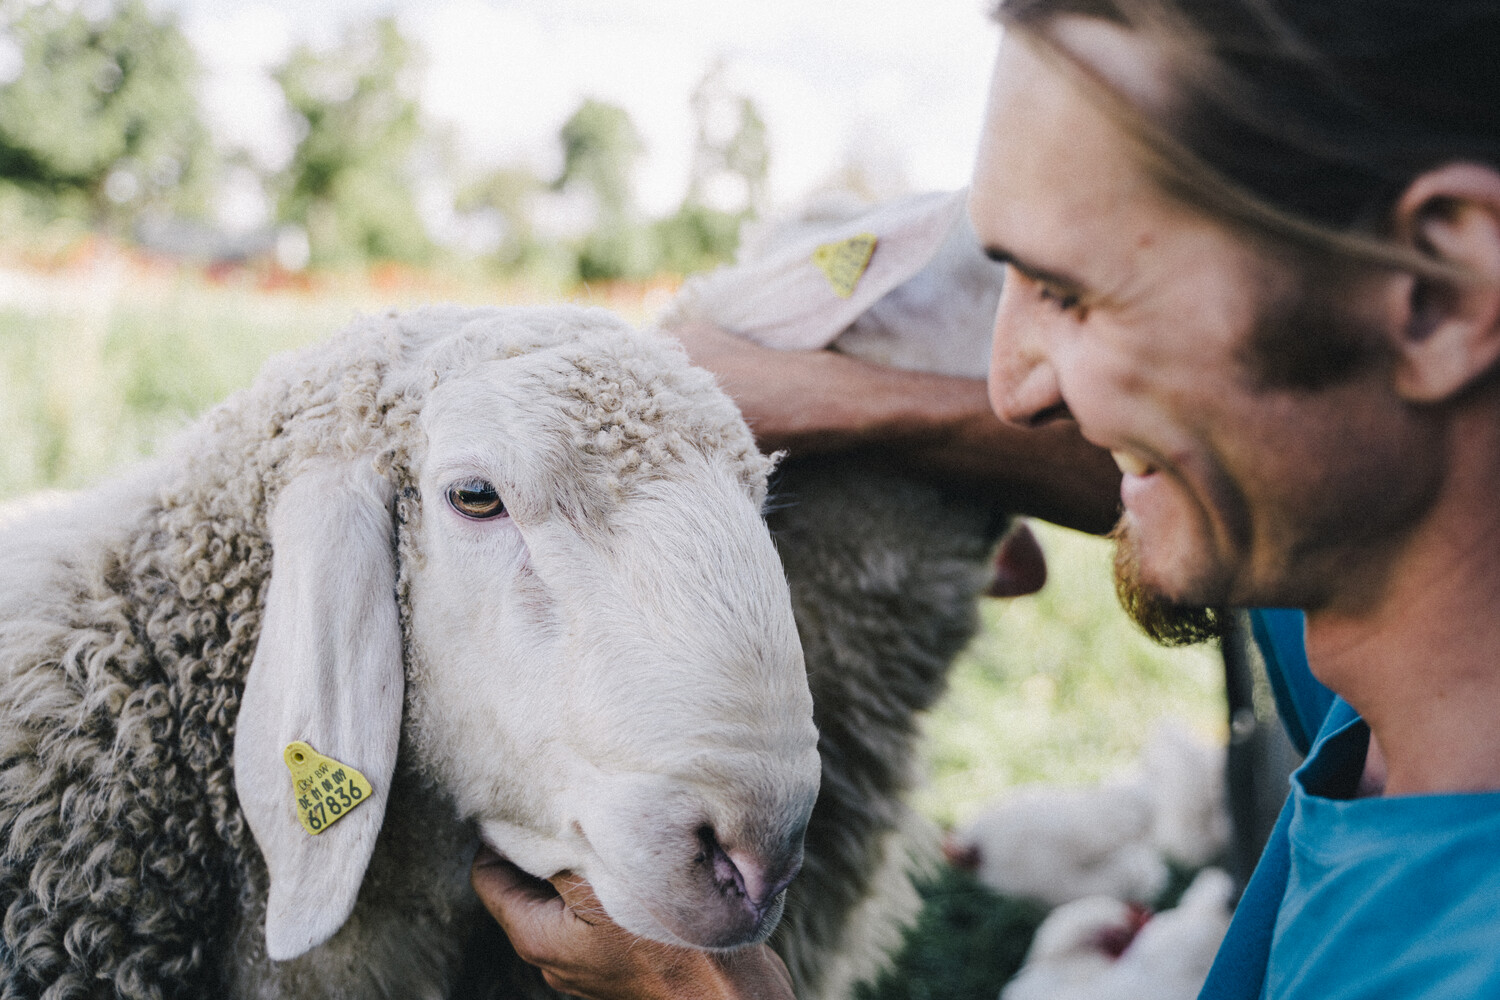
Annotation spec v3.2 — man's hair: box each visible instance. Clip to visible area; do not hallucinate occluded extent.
[992,0,1500,286]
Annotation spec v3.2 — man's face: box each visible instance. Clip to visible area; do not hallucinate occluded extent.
[970,26,1442,614]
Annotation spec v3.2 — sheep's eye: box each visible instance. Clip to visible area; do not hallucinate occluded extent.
[447,479,507,520]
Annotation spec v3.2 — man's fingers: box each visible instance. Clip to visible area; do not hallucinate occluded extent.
[472,851,564,921]
[551,871,609,926]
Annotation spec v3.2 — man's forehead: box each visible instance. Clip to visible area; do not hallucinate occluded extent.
[970,30,1158,277]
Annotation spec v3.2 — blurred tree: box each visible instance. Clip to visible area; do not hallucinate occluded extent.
[555,98,656,282]
[557,98,642,221]
[656,61,770,275]
[684,60,768,217]
[273,16,433,268]
[0,0,213,225]
[455,164,544,270]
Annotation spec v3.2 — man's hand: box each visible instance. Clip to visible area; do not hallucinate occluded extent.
[669,322,1122,535]
[471,848,797,1000]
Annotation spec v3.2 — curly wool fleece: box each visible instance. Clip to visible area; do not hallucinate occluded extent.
[0,305,769,1000]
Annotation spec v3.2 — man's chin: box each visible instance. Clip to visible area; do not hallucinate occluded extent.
[1110,520,1224,648]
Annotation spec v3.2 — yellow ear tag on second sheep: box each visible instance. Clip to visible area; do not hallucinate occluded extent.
[284,741,373,836]
[812,233,878,299]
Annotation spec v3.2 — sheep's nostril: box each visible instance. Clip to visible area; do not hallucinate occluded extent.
[699,827,801,915]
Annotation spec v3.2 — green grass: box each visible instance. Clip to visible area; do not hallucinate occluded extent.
[0,277,350,498]
[920,522,1225,830]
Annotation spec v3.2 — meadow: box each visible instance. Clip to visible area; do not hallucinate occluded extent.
[0,253,1226,996]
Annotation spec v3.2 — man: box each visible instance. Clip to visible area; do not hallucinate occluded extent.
[476,1,1500,996]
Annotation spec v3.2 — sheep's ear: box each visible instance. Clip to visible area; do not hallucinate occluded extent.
[661,188,967,350]
[234,456,404,961]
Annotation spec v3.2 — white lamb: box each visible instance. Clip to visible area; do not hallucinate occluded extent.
[947,720,1231,908]
[999,867,1237,1000]
[0,305,821,998]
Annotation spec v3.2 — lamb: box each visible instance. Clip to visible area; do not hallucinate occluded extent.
[998,867,1236,1000]
[652,189,1021,1000]
[945,720,1232,908]
[0,305,823,999]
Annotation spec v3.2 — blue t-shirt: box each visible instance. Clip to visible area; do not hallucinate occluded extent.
[1201,611,1500,999]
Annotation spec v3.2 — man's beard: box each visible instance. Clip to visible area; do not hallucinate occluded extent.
[1110,520,1224,647]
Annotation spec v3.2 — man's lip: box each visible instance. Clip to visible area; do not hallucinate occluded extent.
[1111,450,1156,477]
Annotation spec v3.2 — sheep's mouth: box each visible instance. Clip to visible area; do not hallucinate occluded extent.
[1095,903,1153,958]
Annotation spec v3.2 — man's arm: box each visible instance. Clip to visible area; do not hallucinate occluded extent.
[671,323,1122,535]
[472,851,796,1000]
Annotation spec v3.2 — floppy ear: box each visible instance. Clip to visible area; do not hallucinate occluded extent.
[233,455,403,961]
[664,189,969,351]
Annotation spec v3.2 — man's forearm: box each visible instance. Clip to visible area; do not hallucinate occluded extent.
[672,323,1122,534]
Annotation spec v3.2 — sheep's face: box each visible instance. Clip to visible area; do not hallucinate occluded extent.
[404,338,820,951]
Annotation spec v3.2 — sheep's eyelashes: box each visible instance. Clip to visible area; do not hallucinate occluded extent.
[447,480,508,520]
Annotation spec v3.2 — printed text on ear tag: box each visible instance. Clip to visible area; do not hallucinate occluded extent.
[284,741,373,836]
[811,233,878,299]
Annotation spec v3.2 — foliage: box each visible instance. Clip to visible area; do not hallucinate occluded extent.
[651,202,743,276]
[556,98,644,222]
[0,273,348,498]
[0,0,212,225]
[273,17,432,268]
[455,165,543,270]
[553,98,656,282]
[685,61,770,217]
[856,867,1048,1000]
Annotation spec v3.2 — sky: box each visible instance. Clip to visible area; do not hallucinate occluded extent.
[171,0,1001,226]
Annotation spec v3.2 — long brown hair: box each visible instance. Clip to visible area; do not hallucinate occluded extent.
[993,0,1500,284]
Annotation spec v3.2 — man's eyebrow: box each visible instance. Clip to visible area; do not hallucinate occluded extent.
[983,246,1085,292]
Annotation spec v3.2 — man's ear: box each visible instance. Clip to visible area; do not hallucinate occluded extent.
[1389,163,1500,403]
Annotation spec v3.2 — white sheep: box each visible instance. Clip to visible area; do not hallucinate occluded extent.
[946,721,1231,909]
[652,190,1017,1000]
[999,867,1236,1000]
[0,305,822,999]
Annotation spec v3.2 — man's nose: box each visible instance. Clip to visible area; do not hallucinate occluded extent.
[987,285,1065,426]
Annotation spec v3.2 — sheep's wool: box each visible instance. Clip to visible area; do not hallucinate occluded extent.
[0,306,769,999]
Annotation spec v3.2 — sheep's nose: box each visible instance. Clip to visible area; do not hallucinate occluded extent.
[701,826,803,916]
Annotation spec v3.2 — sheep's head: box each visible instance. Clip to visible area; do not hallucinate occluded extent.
[233,307,819,960]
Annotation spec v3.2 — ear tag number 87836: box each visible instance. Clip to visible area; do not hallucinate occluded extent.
[283,741,373,836]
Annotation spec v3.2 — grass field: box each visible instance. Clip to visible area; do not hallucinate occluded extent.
[0,255,1226,997]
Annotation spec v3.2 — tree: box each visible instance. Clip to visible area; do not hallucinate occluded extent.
[0,0,212,224]
[556,98,643,221]
[555,98,656,281]
[656,61,771,275]
[454,164,545,271]
[273,16,432,268]
[684,60,768,217]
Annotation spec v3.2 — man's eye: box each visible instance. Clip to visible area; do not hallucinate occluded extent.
[1038,284,1082,313]
[447,479,507,519]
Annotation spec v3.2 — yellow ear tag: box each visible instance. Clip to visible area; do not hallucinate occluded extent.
[283,741,374,836]
[811,233,879,299]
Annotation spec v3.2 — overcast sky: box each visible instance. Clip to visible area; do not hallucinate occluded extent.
[172,0,1001,219]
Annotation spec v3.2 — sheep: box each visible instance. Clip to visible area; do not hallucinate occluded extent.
[947,781,1170,909]
[0,304,823,999]
[998,867,1236,1000]
[645,189,1019,1000]
[945,720,1231,908]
